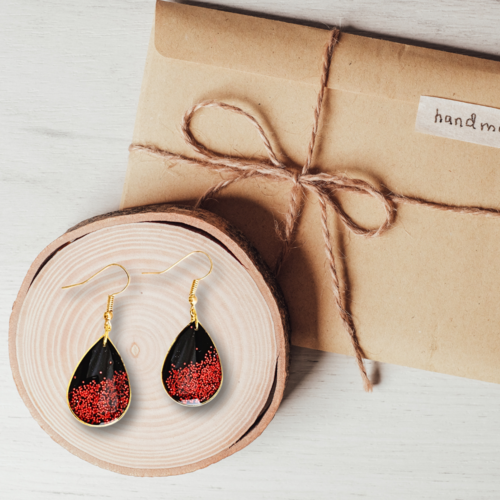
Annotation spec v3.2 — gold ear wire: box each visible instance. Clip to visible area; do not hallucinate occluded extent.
[62,263,131,345]
[142,251,213,330]
[142,251,213,279]
[62,263,131,294]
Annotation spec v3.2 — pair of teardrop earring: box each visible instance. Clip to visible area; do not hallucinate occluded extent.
[63,251,222,427]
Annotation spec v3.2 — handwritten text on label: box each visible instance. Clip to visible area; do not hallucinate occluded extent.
[415,96,500,149]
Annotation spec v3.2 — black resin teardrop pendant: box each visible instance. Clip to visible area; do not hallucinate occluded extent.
[162,322,223,406]
[67,336,131,426]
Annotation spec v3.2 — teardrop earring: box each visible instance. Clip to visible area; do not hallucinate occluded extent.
[62,264,132,426]
[143,251,223,407]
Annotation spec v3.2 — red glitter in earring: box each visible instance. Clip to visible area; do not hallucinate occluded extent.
[166,347,222,404]
[69,371,130,425]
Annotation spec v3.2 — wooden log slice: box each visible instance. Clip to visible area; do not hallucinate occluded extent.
[9,204,289,476]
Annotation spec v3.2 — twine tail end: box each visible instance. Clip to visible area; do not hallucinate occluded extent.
[359,359,373,392]
[362,375,373,392]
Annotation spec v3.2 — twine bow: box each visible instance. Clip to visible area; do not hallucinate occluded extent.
[130,29,500,391]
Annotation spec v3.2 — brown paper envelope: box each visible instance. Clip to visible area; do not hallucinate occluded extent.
[122,1,500,383]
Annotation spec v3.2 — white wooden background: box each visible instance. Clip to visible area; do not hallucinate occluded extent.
[2,1,500,498]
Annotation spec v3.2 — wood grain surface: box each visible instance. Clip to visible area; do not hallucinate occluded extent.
[9,205,288,476]
[2,0,500,498]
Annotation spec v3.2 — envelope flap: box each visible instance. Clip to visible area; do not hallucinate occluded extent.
[332,34,500,106]
[155,1,500,107]
[155,1,330,85]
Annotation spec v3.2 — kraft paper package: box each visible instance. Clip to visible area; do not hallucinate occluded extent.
[122,1,500,383]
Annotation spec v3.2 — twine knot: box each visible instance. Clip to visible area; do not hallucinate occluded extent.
[292,170,302,187]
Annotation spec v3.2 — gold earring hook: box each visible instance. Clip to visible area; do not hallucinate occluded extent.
[142,251,213,330]
[62,263,131,295]
[142,250,213,280]
[62,263,131,345]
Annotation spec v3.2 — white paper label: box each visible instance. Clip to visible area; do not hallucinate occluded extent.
[415,96,500,149]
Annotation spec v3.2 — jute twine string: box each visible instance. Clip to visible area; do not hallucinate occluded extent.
[130,29,500,391]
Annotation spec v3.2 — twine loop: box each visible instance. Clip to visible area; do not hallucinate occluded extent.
[178,98,396,243]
